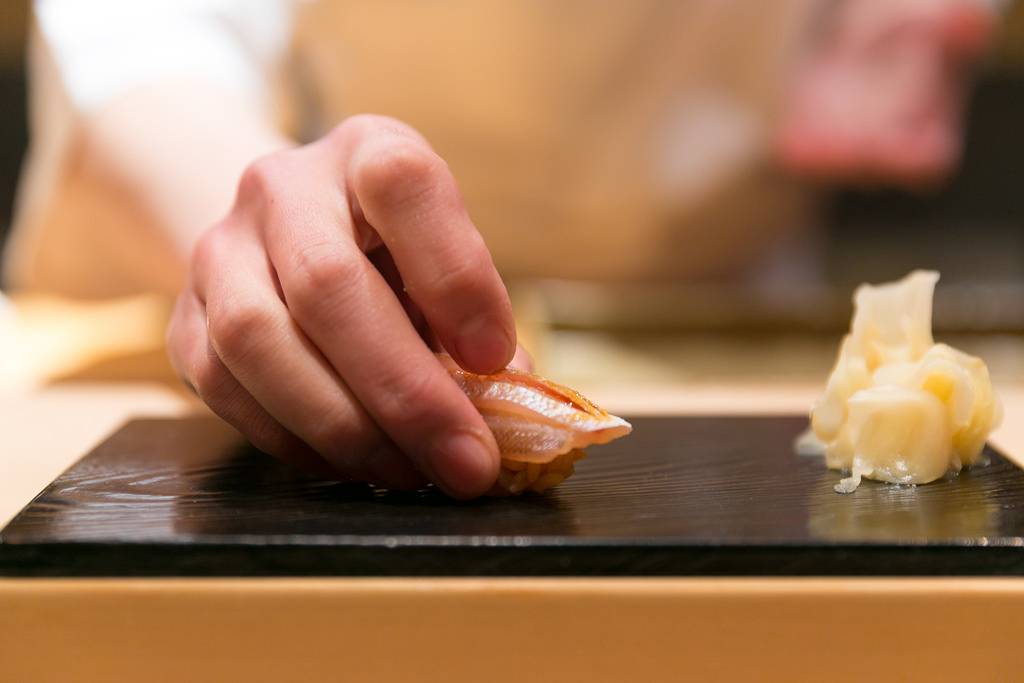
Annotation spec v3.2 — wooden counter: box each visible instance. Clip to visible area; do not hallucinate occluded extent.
[5,577,1024,682]
[2,378,1024,680]
[2,284,1022,682]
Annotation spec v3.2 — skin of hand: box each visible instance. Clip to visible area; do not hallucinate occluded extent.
[165,114,521,499]
[777,0,995,186]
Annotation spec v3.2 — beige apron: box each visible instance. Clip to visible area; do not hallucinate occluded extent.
[7,0,820,296]
[292,1,819,281]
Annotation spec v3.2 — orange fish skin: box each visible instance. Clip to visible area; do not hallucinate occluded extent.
[438,354,632,464]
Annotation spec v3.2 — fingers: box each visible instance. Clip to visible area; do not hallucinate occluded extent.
[190,225,426,491]
[166,289,338,480]
[366,245,429,339]
[329,115,516,374]
[171,114,518,498]
[258,164,501,498]
[509,344,535,373]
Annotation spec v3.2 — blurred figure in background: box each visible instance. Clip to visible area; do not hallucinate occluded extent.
[1,0,998,496]
[7,0,996,291]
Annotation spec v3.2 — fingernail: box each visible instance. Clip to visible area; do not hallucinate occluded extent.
[455,314,513,373]
[432,431,498,498]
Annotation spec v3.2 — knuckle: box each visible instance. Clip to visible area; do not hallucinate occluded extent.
[240,412,291,456]
[309,416,372,465]
[190,349,236,406]
[165,303,192,376]
[236,152,293,207]
[331,114,421,146]
[430,243,492,299]
[331,114,380,141]
[287,242,365,311]
[212,389,293,459]
[305,418,351,454]
[206,296,273,363]
[353,141,447,210]
[190,225,229,280]
[372,364,440,431]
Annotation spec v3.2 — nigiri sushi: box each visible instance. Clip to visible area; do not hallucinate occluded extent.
[440,355,632,495]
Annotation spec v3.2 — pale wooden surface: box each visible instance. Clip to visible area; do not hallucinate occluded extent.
[0,383,194,528]
[4,577,1024,682]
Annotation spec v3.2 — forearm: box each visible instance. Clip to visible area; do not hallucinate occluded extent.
[77,79,292,289]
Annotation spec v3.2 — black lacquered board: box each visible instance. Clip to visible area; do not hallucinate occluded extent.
[3,415,1024,577]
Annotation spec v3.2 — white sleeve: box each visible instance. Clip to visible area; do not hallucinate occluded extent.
[33,0,293,114]
[4,0,295,291]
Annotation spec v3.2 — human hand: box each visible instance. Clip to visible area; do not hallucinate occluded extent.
[167,115,520,498]
[777,0,994,186]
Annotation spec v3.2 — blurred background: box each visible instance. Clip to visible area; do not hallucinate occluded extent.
[0,2,28,242]
[0,0,1021,392]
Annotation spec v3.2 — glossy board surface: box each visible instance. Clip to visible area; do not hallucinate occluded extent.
[3,416,1023,576]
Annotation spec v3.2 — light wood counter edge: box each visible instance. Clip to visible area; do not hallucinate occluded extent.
[3,577,1023,682]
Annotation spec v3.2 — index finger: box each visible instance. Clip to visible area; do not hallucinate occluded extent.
[253,146,502,498]
[326,115,516,374]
